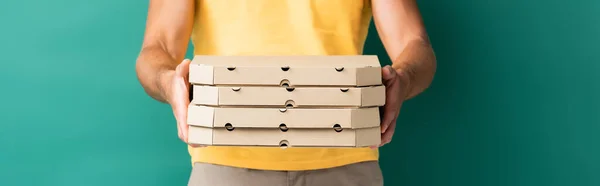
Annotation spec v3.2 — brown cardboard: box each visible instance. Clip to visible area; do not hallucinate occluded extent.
[186,55,386,148]
[188,55,382,87]
[191,85,385,107]
[187,125,381,148]
[187,105,381,129]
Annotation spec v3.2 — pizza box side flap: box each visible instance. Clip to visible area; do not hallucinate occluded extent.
[188,126,214,145]
[356,66,383,86]
[191,85,220,106]
[213,107,351,128]
[355,127,382,147]
[211,86,365,107]
[187,104,216,127]
[212,128,279,146]
[211,128,358,147]
[192,86,385,107]
[189,63,215,85]
[350,107,381,129]
[361,86,386,107]
[191,55,381,67]
[191,55,382,86]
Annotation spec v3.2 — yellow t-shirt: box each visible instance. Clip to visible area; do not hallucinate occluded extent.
[189,0,378,171]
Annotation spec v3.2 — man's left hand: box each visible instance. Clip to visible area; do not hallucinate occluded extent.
[377,65,410,147]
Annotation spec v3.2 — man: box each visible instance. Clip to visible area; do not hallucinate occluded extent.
[135,0,436,185]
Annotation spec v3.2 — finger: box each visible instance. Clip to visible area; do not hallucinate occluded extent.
[189,143,205,148]
[174,103,188,143]
[369,145,378,149]
[382,66,404,133]
[381,84,401,133]
[174,59,193,144]
[177,90,190,143]
[380,102,398,133]
[171,81,191,144]
[380,121,397,147]
[172,97,185,142]
[381,66,396,133]
[177,128,184,142]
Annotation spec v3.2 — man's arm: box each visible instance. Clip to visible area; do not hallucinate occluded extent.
[135,0,195,103]
[372,0,437,99]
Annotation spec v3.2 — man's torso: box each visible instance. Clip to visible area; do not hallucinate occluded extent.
[189,0,378,171]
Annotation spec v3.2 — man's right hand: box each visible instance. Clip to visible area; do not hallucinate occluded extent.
[135,0,198,146]
[164,59,203,147]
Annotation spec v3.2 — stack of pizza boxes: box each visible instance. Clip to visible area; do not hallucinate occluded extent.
[186,55,386,148]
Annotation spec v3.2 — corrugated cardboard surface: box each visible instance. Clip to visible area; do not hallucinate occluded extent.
[191,85,386,107]
[187,105,381,129]
[188,126,381,147]
[189,55,382,86]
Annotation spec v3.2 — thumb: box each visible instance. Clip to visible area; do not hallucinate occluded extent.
[175,59,192,77]
[382,65,395,81]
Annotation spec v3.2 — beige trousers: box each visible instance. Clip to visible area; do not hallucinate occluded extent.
[188,161,384,186]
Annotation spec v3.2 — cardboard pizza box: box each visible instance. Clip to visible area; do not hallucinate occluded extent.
[190,85,385,107]
[187,126,381,148]
[188,55,383,87]
[186,105,381,147]
[187,105,381,129]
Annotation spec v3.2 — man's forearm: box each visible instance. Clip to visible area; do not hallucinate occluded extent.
[135,0,195,104]
[135,46,178,103]
[371,0,437,100]
[391,38,437,100]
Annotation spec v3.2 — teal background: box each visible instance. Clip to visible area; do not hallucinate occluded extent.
[1,0,599,186]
